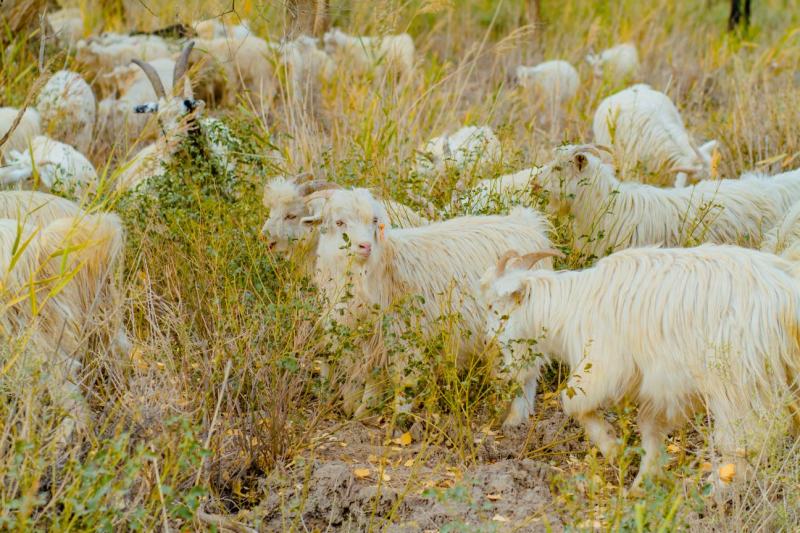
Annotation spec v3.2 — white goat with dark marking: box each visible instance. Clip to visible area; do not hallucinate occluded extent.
[593,84,718,187]
[306,188,553,417]
[481,244,800,490]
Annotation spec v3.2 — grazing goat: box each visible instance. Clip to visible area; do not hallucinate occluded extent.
[482,244,800,489]
[593,84,717,187]
[307,188,553,417]
[537,145,800,257]
[0,136,98,197]
[323,28,414,77]
[1,213,127,447]
[36,70,96,155]
[586,42,639,79]
[0,107,41,157]
[513,60,579,106]
[415,126,501,180]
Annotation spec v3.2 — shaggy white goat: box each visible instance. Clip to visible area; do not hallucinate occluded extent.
[0,136,98,197]
[762,200,800,264]
[194,18,251,40]
[1,213,127,446]
[0,190,81,225]
[514,60,579,105]
[0,107,41,157]
[76,33,173,83]
[482,244,800,489]
[47,8,84,47]
[323,28,414,77]
[455,166,543,214]
[307,188,553,417]
[191,34,277,115]
[36,70,96,155]
[586,42,639,79]
[415,126,502,179]
[593,84,717,186]
[275,35,335,108]
[537,145,800,257]
[261,174,427,270]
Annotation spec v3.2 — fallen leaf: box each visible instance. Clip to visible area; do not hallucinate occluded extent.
[380,472,391,482]
[700,462,713,473]
[492,514,509,522]
[718,463,736,484]
[367,454,379,463]
[404,458,415,467]
[392,432,412,446]
[486,493,502,501]
[353,468,371,479]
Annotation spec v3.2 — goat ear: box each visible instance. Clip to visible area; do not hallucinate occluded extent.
[698,140,719,159]
[300,215,322,227]
[573,153,588,172]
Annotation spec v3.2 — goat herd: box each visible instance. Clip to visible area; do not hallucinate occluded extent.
[1,9,799,498]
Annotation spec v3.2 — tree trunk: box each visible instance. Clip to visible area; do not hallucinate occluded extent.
[728,0,752,31]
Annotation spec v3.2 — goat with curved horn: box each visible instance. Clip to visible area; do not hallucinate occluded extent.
[298,180,341,197]
[495,250,521,277]
[131,59,167,100]
[518,249,564,270]
[173,41,196,96]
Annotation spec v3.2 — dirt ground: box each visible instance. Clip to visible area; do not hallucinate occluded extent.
[242,399,588,532]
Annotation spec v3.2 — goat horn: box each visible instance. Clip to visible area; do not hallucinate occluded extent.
[590,143,613,153]
[131,59,166,99]
[669,166,699,174]
[689,140,704,162]
[298,180,340,196]
[173,40,195,96]
[496,250,521,276]
[293,171,314,183]
[518,249,564,270]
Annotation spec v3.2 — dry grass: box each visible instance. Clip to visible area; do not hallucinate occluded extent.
[1,0,800,530]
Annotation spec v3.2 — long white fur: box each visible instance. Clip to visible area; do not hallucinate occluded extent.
[593,84,717,186]
[1,213,127,447]
[0,136,98,197]
[455,166,542,214]
[36,70,96,155]
[585,42,639,79]
[312,188,553,416]
[482,244,800,488]
[515,60,579,105]
[415,125,501,178]
[762,200,800,266]
[0,107,41,157]
[537,145,800,257]
[76,33,173,83]
[0,190,81,226]
[323,28,414,77]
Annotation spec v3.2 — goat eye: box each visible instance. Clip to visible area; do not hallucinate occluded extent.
[336,220,345,227]
[372,217,378,224]
[285,213,297,220]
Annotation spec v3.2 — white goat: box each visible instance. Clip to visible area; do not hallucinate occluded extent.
[0,190,81,225]
[594,84,717,187]
[586,42,639,79]
[114,42,235,192]
[194,18,251,40]
[537,145,800,257]
[514,60,579,105]
[261,174,427,269]
[482,244,800,489]
[0,136,98,197]
[47,8,84,47]
[191,35,277,115]
[415,126,502,180]
[762,200,800,264]
[0,107,41,157]
[36,70,96,155]
[76,33,173,84]
[323,28,414,77]
[275,35,335,108]
[307,188,553,416]
[1,213,127,446]
[455,166,543,214]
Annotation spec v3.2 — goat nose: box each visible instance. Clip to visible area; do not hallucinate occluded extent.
[358,242,371,254]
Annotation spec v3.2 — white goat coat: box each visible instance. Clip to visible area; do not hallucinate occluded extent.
[586,42,639,78]
[489,244,800,484]
[0,136,97,196]
[539,146,800,256]
[416,126,501,177]
[0,190,81,226]
[76,33,173,81]
[593,84,712,185]
[0,107,41,157]
[516,60,579,104]
[323,28,414,76]
[36,70,96,155]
